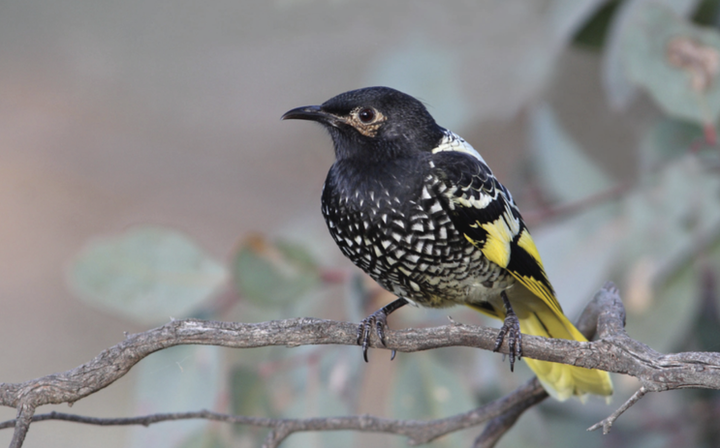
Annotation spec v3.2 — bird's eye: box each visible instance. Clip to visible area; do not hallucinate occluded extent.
[358,108,376,123]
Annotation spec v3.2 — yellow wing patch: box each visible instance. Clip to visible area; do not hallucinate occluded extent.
[464,211,564,316]
[516,229,544,270]
[475,204,520,269]
[511,229,563,314]
[479,221,512,267]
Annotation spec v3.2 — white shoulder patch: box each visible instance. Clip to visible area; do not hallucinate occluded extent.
[431,131,487,164]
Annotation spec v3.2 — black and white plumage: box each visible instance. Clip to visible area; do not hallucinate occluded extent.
[283,87,612,400]
[320,129,514,309]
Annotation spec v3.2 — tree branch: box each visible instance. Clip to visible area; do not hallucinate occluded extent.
[1,283,719,446]
[8,402,34,448]
[587,386,648,434]
[0,378,546,448]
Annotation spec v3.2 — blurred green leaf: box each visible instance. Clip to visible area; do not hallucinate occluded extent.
[628,251,704,352]
[392,354,475,447]
[310,345,359,400]
[619,155,720,350]
[623,3,720,125]
[233,234,320,309]
[230,366,275,435]
[602,0,699,110]
[692,0,720,26]
[622,156,720,270]
[546,0,611,44]
[69,226,227,325]
[528,102,614,203]
[495,405,550,448]
[573,0,622,50]
[693,258,720,352]
[532,206,622,318]
[177,428,226,448]
[130,346,222,448]
[282,385,352,448]
[638,117,704,172]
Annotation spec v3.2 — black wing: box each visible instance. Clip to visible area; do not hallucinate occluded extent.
[429,150,563,315]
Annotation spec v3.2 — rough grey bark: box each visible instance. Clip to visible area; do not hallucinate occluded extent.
[2,283,719,447]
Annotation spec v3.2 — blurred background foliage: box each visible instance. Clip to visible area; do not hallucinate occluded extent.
[3,0,720,447]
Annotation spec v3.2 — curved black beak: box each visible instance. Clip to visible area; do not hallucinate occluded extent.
[282,105,340,126]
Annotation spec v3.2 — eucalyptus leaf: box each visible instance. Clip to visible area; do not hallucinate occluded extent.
[177,428,226,448]
[546,0,610,43]
[129,346,222,448]
[230,366,275,437]
[622,3,720,124]
[627,250,703,352]
[391,354,475,447]
[495,406,549,448]
[282,387,352,448]
[573,0,621,50]
[619,156,720,351]
[638,117,704,172]
[528,102,613,203]
[233,234,320,309]
[531,205,621,318]
[602,0,699,110]
[69,226,227,325]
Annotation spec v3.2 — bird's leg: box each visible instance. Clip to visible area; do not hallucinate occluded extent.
[493,291,522,372]
[357,297,409,362]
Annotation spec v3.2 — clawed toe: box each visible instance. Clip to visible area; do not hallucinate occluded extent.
[356,298,408,362]
[357,311,390,362]
[492,291,523,372]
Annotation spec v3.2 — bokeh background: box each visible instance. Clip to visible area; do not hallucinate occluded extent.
[2,1,720,447]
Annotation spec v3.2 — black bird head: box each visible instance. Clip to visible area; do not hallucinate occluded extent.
[282,87,445,163]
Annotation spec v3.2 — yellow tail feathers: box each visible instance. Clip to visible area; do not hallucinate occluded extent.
[474,286,613,401]
[518,308,613,401]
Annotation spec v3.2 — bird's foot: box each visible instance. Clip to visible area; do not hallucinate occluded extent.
[493,291,523,372]
[356,297,409,362]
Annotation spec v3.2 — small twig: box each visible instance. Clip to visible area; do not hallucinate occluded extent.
[9,402,35,448]
[525,145,720,227]
[0,410,278,430]
[0,379,546,448]
[472,378,547,448]
[587,386,648,434]
[523,183,629,226]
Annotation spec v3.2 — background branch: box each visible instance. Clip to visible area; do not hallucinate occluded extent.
[0,377,544,448]
[2,283,720,447]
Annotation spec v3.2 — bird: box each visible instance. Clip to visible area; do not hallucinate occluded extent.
[282,86,613,401]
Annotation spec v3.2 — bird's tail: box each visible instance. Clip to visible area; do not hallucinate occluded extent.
[479,286,614,401]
